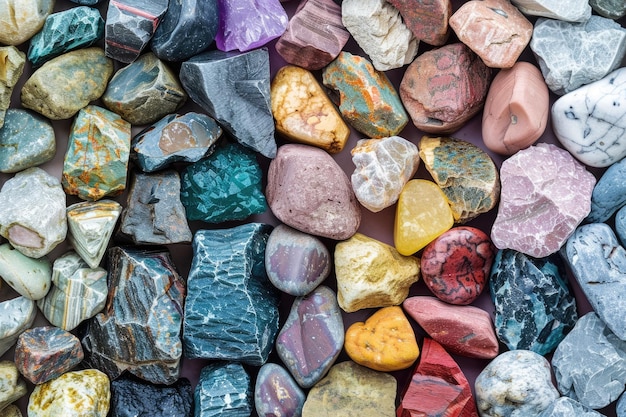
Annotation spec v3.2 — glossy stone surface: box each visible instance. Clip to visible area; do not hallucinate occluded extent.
[183,225,280,365]
[0,243,51,300]
[591,0,626,18]
[0,297,36,357]
[0,109,55,173]
[589,158,626,223]
[0,46,25,128]
[0,361,27,412]
[511,0,591,21]
[110,377,193,417]
[194,362,252,417]
[387,0,451,46]
[0,0,54,45]
[538,397,604,417]
[255,363,305,417]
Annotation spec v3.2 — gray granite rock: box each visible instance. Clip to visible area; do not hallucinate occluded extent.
[587,156,626,222]
[616,206,626,247]
[0,297,36,357]
[538,397,605,417]
[194,362,252,417]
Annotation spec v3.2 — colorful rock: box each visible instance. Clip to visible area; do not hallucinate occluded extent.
[110,377,193,417]
[0,46,25,128]
[255,363,305,417]
[0,0,54,45]
[194,362,252,417]
[590,0,626,18]
[0,361,27,412]
[511,0,591,21]
[0,109,55,173]
[0,297,36,357]
[539,397,605,417]
[387,0,451,45]
[0,243,52,300]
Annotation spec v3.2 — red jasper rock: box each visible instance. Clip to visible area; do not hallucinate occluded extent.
[387,0,451,46]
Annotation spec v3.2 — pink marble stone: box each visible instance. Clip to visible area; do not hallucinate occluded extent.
[387,0,451,46]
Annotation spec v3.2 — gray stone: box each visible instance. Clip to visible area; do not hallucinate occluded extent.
[0,46,25,128]
[0,361,27,413]
[0,297,36,357]
[255,363,305,417]
[0,109,55,173]
[0,405,22,417]
[194,362,252,417]
[616,206,626,247]
[511,0,591,22]
[587,157,626,222]
[0,243,52,301]
[590,0,626,19]
[110,377,193,417]
[618,390,626,417]
[538,397,605,417]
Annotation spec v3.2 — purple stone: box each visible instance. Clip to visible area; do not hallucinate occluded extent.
[255,363,305,417]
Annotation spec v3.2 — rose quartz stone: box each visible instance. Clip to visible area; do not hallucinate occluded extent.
[266,144,361,240]
[482,61,549,155]
[387,0,451,46]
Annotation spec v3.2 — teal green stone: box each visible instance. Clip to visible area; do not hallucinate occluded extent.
[27,6,104,68]
[0,109,55,173]
[180,140,267,223]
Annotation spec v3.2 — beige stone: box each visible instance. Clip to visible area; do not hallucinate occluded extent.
[0,361,27,412]
[0,405,22,417]
[0,46,25,127]
[0,0,55,45]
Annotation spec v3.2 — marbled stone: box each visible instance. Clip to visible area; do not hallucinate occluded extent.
[490,249,577,355]
[62,105,131,201]
[82,247,185,384]
[183,225,280,365]
[27,6,105,68]
[342,0,418,71]
[588,157,626,223]
[511,0,591,21]
[265,224,331,296]
[387,0,451,46]
[110,377,193,417]
[538,397,605,417]
[590,0,626,19]
[255,363,305,417]
[194,362,252,417]
[475,350,559,417]
[334,233,420,312]
[0,0,54,45]
[400,43,491,134]
[419,136,500,223]
[530,16,626,95]
[266,144,361,240]
[0,361,27,412]
[0,297,36,357]
[0,46,25,128]
[102,53,187,125]
[14,326,83,385]
[276,286,344,388]
[0,243,51,300]
[180,48,276,158]
[0,405,21,417]
[0,167,67,258]
[0,109,55,173]
[21,48,114,120]
[350,136,420,213]
[491,143,595,258]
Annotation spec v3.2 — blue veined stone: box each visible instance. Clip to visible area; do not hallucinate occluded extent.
[538,397,605,417]
[586,157,626,223]
[489,249,577,355]
[111,377,193,417]
[27,6,104,68]
[183,224,280,366]
[0,109,55,173]
[194,362,252,417]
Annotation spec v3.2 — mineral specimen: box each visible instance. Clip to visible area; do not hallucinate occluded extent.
[511,0,591,21]
[0,361,27,413]
[110,377,193,417]
[194,362,252,417]
[0,109,55,173]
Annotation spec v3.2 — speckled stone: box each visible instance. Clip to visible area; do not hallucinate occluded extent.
[0,361,27,412]
[255,363,305,417]
[387,0,451,46]
[0,46,25,128]
[110,377,193,417]
[0,109,55,173]
[194,362,252,417]
[0,243,51,300]
[538,397,604,417]
[0,297,36,357]
[0,0,54,45]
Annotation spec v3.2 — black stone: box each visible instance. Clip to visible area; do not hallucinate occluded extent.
[194,362,252,417]
[111,377,193,417]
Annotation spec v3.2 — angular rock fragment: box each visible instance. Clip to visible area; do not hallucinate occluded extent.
[511,0,591,22]
[0,361,27,412]
[0,0,54,45]
[0,298,36,357]
[110,377,193,417]
[0,46,25,128]
[255,363,305,417]
[387,0,451,46]
[0,243,51,300]
[194,363,251,416]
[0,109,55,173]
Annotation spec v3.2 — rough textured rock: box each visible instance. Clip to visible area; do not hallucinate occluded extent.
[0,0,54,45]
[590,0,626,18]
[538,397,605,417]
[255,363,305,417]
[0,46,25,128]
[194,362,252,417]
[0,361,27,412]
[0,243,51,300]
[0,405,22,417]
[0,297,36,357]
[387,0,451,46]
[511,0,591,21]
[588,157,626,223]
[110,377,193,417]
[0,109,55,173]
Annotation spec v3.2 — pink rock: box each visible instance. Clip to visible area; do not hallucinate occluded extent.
[491,143,596,258]
[387,0,452,46]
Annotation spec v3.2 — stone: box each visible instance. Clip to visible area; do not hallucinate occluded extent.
[62,105,131,201]
[0,243,52,300]
[511,0,591,21]
[538,397,605,417]
[255,363,305,417]
[275,0,349,70]
[110,377,193,417]
[552,67,626,168]
[350,136,420,213]
[266,144,361,240]
[341,0,418,71]
[0,297,36,357]
[421,226,496,305]
[180,48,276,158]
[0,405,21,417]
[400,43,491,134]
[490,143,595,258]
[588,158,626,223]
[71,0,100,3]
[37,251,107,331]
[27,6,105,68]
[530,16,626,95]
[180,140,267,223]
[403,296,499,359]
[301,361,396,417]
[0,109,55,173]
[119,170,192,245]
[0,167,67,258]
[21,48,114,120]
[0,0,54,45]
[28,369,110,417]
[183,224,280,365]
[265,224,331,296]
[150,0,219,61]
[271,65,350,153]
[394,179,454,256]
[194,362,252,417]
[590,0,626,19]
[490,249,577,355]
[419,136,500,223]
[276,286,344,388]
[475,350,559,417]
[387,0,451,46]
[619,392,626,417]
[0,361,27,412]
[82,247,185,384]
[482,61,550,155]
[102,53,188,125]
[616,206,626,246]
[334,233,420,312]
[14,326,83,385]
[0,46,25,128]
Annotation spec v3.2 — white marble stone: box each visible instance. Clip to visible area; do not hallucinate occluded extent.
[511,0,591,22]
[0,243,51,300]
[0,297,36,357]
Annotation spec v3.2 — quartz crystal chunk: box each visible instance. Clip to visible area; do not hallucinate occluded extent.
[511,0,591,22]
[255,363,305,417]
[0,109,55,173]
[194,362,252,417]
[0,46,25,128]
[387,0,451,46]
[110,377,193,417]
[0,297,36,357]
[0,243,51,300]
[0,0,54,45]
[0,361,27,412]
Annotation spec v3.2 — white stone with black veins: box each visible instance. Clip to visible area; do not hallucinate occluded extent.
[511,0,591,22]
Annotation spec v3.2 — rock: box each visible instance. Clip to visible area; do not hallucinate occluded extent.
[0,0,54,45]
[400,43,491,134]
[419,136,500,223]
[82,247,185,384]
[590,0,626,19]
[530,16,626,95]
[490,249,577,355]
[110,377,193,417]
[21,47,113,120]
[490,143,595,258]
[350,136,420,213]
[194,363,252,416]
[0,297,36,357]
[0,405,22,417]
[180,48,276,158]
[588,158,626,223]
[421,226,495,305]
[0,243,52,300]
[616,206,626,246]
[538,397,605,417]
[271,65,350,153]
[0,361,27,412]
[403,296,499,359]
[475,350,559,417]
[0,46,25,128]
[511,0,591,21]
[387,0,451,46]
[276,286,344,388]
[0,167,67,258]
[62,105,131,201]
[265,224,331,296]
[341,0,418,71]
[183,225,280,365]
[266,144,361,240]
[255,363,305,417]
[0,109,55,173]
[334,233,420,312]
[619,392,626,417]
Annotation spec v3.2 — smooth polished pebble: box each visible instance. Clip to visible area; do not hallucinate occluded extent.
[0,243,51,301]
[590,0,626,18]
[255,363,305,417]
[0,297,36,357]
[588,157,626,223]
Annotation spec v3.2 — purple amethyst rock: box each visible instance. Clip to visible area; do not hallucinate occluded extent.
[255,363,305,417]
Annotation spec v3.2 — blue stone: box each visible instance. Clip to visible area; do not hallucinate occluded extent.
[195,362,252,417]
[615,205,626,246]
[618,390,626,417]
[111,377,193,417]
[183,224,280,366]
[489,249,577,355]
[538,397,605,417]
[0,109,55,173]
[586,157,626,223]
[69,0,100,4]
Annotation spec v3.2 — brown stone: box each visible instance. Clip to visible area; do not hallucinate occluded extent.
[387,0,452,46]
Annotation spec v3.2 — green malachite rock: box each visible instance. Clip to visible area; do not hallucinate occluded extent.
[180,140,267,223]
[0,46,25,128]
[27,6,105,68]
[0,109,55,173]
[62,105,131,201]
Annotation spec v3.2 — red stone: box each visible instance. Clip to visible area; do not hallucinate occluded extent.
[387,0,452,46]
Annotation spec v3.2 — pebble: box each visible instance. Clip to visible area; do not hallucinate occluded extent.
[0,405,22,417]
[617,206,626,246]
[588,157,626,222]
[0,109,56,173]
[0,361,27,412]
[0,297,36,357]
[110,377,193,417]
[334,233,420,312]
[387,0,451,46]
[0,0,54,45]
[0,243,52,300]
[619,391,626,417]
[591,0,626,18]
[511,0,591,21]
[0,46,25,128]
[538,397,604,417]
[255,363,305,417]
[194,362,252,417]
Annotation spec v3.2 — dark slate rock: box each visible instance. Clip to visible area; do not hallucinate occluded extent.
[110,377,193,417]
[194,362,252,417]
[538,397,605,417]
[0,108,55,173]
[183,224,280,366]
[586,157,626,223]
[490,249,577,355]
[615,205,626,247]
[255,363,305,417]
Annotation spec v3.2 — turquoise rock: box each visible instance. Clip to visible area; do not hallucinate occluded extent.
[62,105,131,201]
[27,6,105,68]
[180,140,267,223]
[0,46,25,128]
[0,109,55,173]
[195,362,252,417]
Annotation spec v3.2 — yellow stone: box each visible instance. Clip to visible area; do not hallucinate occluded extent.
[394,179,454,255]
[271,65,350,153]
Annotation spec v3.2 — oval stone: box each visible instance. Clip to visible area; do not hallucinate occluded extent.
[255,363,305,417]
[0,0,54,45]
[0,243,52,301]
[0,109,55,173]
[0,297,36,357]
